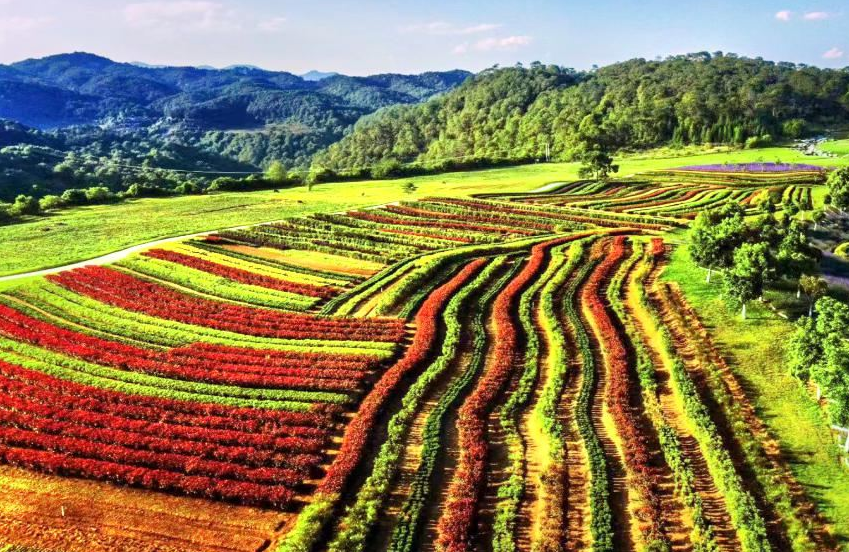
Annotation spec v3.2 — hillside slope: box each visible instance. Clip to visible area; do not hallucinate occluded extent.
[315,53,849,174]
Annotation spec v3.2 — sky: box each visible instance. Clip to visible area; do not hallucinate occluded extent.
[0,0,846,75]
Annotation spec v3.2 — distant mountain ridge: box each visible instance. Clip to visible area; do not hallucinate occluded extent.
[0,52,470,191]
[0,52,470,131]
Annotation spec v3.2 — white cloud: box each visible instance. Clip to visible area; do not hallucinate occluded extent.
[454,35,533,54]
[0,15,53,33]
[803,11,832,20]
[401,21,502,36]
[123,1,240,32]
[258,17,287,33]
[774,10,792,21]
[823,47,844,59]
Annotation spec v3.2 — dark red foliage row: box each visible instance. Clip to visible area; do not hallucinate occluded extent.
[143,248,339,298]
[48,266,404,342]
[0,305,368,393]
[583,236,663,542]
[610,188,703,213]
[650,237,666,258]
[0,425,304,486]
[379,226,473,244]
[0,360,334,428]
[0,407,322,472]
[347,209,533,237]
[427,197,667,231]
[0,445,294,508]
[319,258,488,494]
[0,380,328,446]
[169,342,380,367]
[383,204,552,233]
[437,233,598,552]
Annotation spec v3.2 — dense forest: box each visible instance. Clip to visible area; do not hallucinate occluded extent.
[315,53,849,175]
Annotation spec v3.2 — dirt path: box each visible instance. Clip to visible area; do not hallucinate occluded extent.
[615,255,693,551]
[661,283,837,551]
[558,278,592,551]
[0,465,289,552]
[631,256,740,552]
[516,256,591,551]
[578,242,636,552]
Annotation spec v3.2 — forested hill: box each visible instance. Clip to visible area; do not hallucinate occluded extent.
[0,53,469,130]
[0,53,469,196]
[314,53,849,174]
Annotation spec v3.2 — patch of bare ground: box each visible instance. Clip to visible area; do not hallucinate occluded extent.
[0,465,291,552]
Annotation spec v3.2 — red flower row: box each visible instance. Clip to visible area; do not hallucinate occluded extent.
[0,305,367,393]
[379,226,473,244]
[49,266,404,342]
[0,445,294,508]
[429,197,667,231]
[0,360,333,430]
[583,236,663,542]
[0,425,304,486]
[0,407,323,472]
[0,379,328,446]
[319,258,488,494]
[144,248,339,298]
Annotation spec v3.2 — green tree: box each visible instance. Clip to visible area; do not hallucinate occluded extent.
[265,161,288,184]
[799,275,828,317]
[723,242,770,319]
[787,317,819,381]
[827,167,849,211]
[401,181,418,195]
[689,203,746,282]
[38,195,65,211]
[8,194,40,216]
[60,188,88,205]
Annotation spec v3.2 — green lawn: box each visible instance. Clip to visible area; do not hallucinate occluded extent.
[2,145,847,277]
[662,242,849,547]
[821,139,849,157]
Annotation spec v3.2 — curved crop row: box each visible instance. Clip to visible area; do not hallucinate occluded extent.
[276,259,487,552]
[48,266,404,341]
[327,258,506,552]
[436,235,584,552]
[611,242,717,551]
[582,236,667,548]
[388,258,519,552]
[645,242,771,552]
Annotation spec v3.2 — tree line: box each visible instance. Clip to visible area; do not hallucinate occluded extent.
[314,53,849,177]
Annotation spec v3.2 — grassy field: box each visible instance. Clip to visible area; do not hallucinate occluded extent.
[1,145,846,277]
[662,242,849,545]
[821,139,849,157]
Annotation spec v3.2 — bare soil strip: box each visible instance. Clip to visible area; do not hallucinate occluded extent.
[516,253,590,551]
[558,272,593,552]
[616,254,693,551]
[639,261,742,552]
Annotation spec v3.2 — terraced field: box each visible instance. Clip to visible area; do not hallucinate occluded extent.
[0,168,841,552]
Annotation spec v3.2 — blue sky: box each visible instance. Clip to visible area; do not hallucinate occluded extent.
[0,0,846,74]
